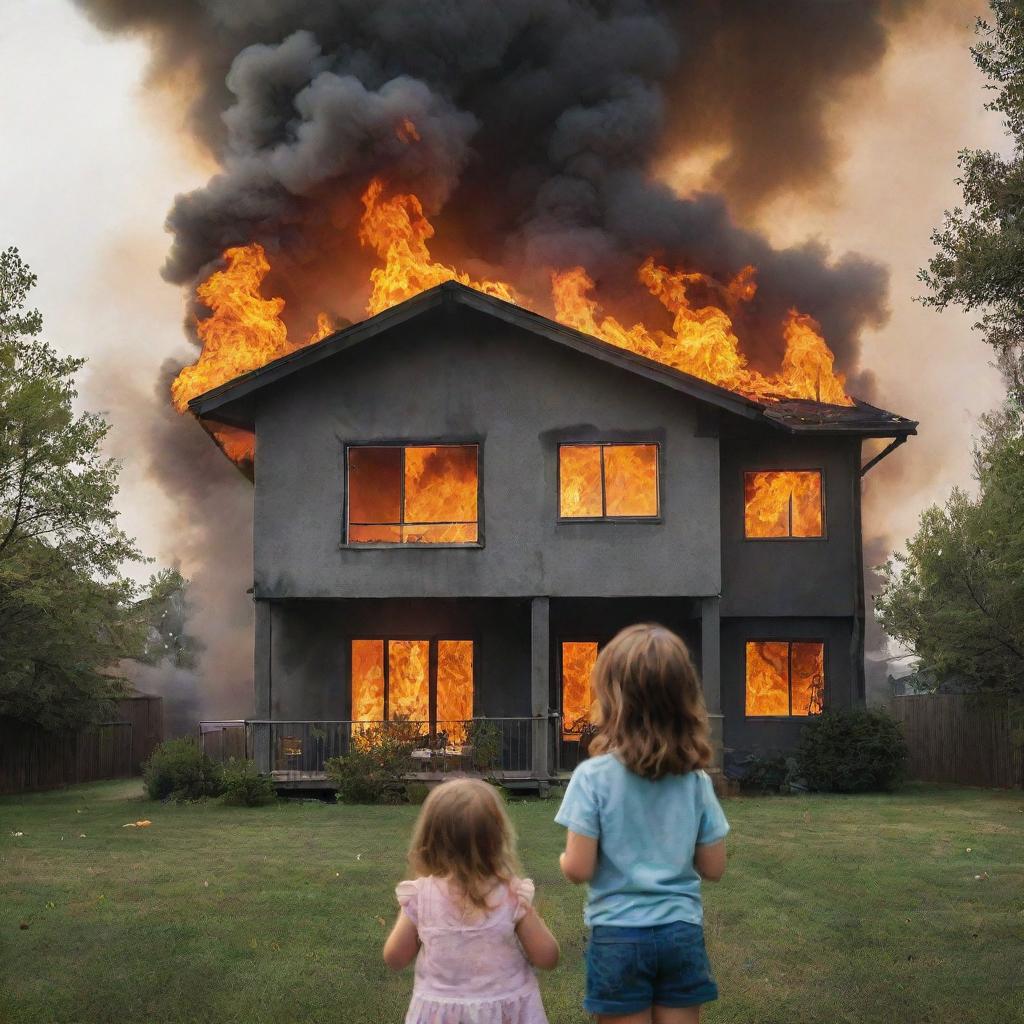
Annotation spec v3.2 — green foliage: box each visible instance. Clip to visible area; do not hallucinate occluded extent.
[134,568,204,670]
[220,758,277,806]
[797,709,908,793]
[464,717,502,772]
[142,738,225,801]
[404,782,430,805]
[0,247,149,730]
[877,401,1024,701]
[738,752,804,794]
[920,3,1024,394]
[326,720,418,805]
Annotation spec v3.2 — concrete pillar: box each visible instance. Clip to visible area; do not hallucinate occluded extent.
[700,596,724,771]
[253,599,272,772]
[530,597,551,779]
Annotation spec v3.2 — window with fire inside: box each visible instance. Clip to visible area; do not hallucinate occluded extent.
[558,443,660,520]
[345,443,480,544]
[743,470,824,538]
[745,640,825,717]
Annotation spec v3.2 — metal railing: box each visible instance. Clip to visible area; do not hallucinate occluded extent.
[200,718,548,775]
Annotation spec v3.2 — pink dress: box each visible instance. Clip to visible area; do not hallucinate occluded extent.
[395,875,549,1024]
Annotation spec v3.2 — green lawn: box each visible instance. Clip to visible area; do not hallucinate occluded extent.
[1,782,1021,1024]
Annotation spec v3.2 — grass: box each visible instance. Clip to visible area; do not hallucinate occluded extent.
[1,782,1022,1024]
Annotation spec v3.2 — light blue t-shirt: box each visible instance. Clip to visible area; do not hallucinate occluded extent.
[555,754,729,927]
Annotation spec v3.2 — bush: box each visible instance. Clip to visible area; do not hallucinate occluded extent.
[405,782,430,805]
[734,752,804,794]
[797,708,908,793]
[221,758,277,806]
[327,720,418,804]
[465,718,502,772]
[143,738,224,801]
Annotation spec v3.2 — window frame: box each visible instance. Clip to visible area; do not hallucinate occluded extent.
[741,467,827,541]
[556,441,662,523]
[348,634,477,729]
[743,638,827,719]
[342,439,484,549]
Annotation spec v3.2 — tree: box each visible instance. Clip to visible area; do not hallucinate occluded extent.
[135,567,203,671]
[0,246,148,730]
[876,400,1024,701]
[920,2,1024,397]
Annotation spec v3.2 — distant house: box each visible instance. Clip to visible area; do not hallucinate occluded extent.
[190,282,916,782]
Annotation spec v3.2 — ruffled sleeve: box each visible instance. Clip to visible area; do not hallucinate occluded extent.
[511,877,535,923]
[395,878,421,925]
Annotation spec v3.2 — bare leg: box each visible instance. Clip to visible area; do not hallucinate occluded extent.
[652,1006,701,1024]
[597,1012,651,1024]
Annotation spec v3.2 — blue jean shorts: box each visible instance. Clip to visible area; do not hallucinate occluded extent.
[584,921,718,1015]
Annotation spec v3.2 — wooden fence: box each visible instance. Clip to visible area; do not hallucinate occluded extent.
[892,693,1023,788]
[0,694,163,795]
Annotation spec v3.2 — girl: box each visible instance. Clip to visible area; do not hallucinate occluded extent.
[555,623,729,1024]
[383,777,560,1024]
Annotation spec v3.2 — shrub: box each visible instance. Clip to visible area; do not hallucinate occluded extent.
[797,708,908,793]
[221,758,277,806]
[465,718,502,772]
[143,738,224,801]
[735,752,804,794]
[327,720,418,804]
[405,782,430,804]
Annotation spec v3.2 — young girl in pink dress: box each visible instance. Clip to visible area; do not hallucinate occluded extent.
[383,777,560,1024]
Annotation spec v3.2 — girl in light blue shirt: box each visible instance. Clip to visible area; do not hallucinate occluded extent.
[556,623,729,1024]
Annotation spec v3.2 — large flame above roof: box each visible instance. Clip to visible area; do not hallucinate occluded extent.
[172,175,854,464]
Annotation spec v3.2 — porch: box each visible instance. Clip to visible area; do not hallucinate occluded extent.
[199,715,579,789]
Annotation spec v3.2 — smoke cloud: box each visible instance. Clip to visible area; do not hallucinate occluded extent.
[72,0,935,720]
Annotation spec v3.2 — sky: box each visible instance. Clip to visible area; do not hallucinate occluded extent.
[0,0,1010,704]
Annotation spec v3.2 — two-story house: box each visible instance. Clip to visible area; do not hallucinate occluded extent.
[190,281,915,784]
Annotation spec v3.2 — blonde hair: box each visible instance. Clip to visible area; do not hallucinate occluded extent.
[588,623,713,780]
[409,778,521,909]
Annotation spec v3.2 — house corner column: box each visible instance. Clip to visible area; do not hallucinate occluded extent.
[700,596,724,772]
[530,597,551,780]
[253,599,272,772]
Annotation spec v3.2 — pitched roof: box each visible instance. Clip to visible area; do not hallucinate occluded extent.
[188,280,917,438]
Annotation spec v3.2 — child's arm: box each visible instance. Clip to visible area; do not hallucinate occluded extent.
[694,839,727,882]
[559,829,598,884]
[515,906,560,970]
[382,911,420,970]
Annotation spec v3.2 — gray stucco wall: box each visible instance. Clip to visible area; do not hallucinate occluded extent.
[252,306,721,600]
[719,434,863,618]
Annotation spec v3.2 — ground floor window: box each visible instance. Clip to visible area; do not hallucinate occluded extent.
[350,638,474,731]
[745,640,825,716]
[560,640,599,739]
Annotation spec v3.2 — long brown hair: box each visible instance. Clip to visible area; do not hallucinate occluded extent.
[409,778,521,909]
[588,623,713,779]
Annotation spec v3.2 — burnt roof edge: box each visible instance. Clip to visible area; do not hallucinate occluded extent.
[187,280,915,438]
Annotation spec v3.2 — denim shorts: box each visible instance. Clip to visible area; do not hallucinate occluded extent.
[584,921,718,1015]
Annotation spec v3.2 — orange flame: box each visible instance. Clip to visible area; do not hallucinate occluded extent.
[179,179,856,468]
[559,444,658,518]
[359,178,521,315]
[745,641,824,716]
[388,639,430,722]
[744,470,823,538]
[436,640,474,742]
[561,641,598,738]
[351,639,385,723]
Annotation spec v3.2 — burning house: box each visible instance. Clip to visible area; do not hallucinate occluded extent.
[189,267,915,784]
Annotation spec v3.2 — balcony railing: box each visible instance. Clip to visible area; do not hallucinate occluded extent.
[199,718,560,777]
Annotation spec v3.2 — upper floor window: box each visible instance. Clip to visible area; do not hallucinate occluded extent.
[745,640,825,717]
[744,470,823,538]
[346,444,479,544]
[559,443,659,519]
